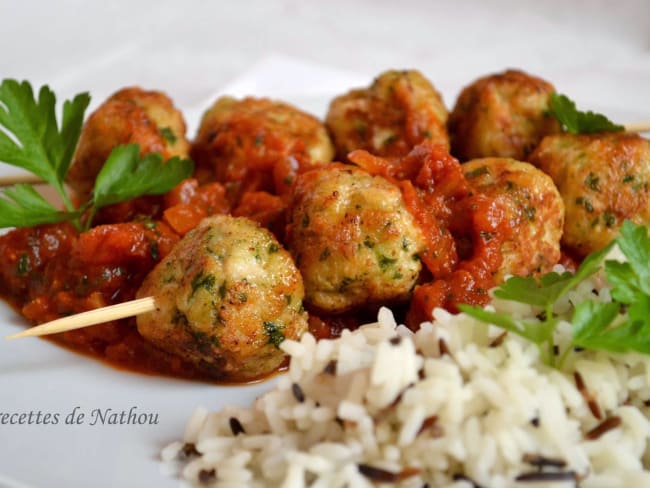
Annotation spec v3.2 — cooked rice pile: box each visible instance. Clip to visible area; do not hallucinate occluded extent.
[162,267,650,487]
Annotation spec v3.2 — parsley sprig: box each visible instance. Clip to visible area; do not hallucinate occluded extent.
[0,79,88,214]
[459,221,650,367]
[548,93,624,134]
[86,144,194,226]
[0,79,193,231]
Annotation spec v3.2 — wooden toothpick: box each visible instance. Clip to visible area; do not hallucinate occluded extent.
[6,296,157,339]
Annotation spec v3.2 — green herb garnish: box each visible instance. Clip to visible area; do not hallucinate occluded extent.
[159,127,177,145]
[191,271,216,295]
[0,80,88,220]
[0,183,82,227]
[460,221,650,366]
[548,93,624,134]
[263,321,286,348]
[88,144,193,225]
[149,241,159,261]
[0,79,193,231]
[465,166,490,179]
[17,254,30,276]
[378,254,398,270]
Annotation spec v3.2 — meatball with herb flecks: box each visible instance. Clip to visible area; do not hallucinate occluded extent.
[136,215,307,381]
[191,96,334,199]
[326,70,449,161]
[67,87,190,200]
[448,69,561,161]
[529,132,650,257]
[286,164,426,314]
[462,158,564,281]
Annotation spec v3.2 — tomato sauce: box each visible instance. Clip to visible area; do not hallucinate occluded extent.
[0,143,512,381]
[350,142,509,328]
[190,103,315,201]
[163,179,230,235]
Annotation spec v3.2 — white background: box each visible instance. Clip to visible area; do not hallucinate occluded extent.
[2,0,650,121]
[0,1,649,487]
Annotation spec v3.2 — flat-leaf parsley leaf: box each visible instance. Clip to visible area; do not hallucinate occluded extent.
[0,79,89,212]
[0,184,81,227]
[88,144,193,226]
[460,221,650,366]
[548,93,624,134]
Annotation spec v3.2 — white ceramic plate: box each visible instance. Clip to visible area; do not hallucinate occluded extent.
[0,58,648,488]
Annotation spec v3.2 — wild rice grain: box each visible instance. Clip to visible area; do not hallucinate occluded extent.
[585,416,622,440]
[438,338,451,357]
[489,331,508,348]
[291,382,305,403]
[515,471,577,483]
[357,464,420,483]
[452,473,484,488]
[198,468,216,484]
[178,443,200,460]
[574,371,603,420]
[323,359,337,375]
[417,415,439,436]
[229,417,246,436]
[397,466,422,480]
[522,453,567,469]
[358,463,399,482]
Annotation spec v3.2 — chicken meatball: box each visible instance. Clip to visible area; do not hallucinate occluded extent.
[448,69,561,161]
[191,96,334,197]
[287,164,426,313]
[463,158,564,281]
[67,87,190,199]
[136,215,307,381]
[325,70,449,161]
[529,132,650,257]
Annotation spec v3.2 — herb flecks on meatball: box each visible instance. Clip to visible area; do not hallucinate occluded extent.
[287,164,426,314]
[449,69,561,161]
[529,132,650,257]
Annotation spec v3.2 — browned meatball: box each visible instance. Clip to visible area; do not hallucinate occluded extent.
[136,215,307,381]
[463,158,564,281]
[286,164,425,313]
[529,132,650,257]
[448,69,561,161]
[67,87,190,199]
[325,70,449,161]
[191,96,334,198]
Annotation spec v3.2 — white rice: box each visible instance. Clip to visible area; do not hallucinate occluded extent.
[163,260,650,487]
